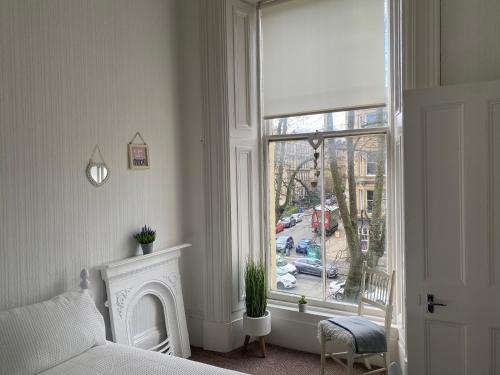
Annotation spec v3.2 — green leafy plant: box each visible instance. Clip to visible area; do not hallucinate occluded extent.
[298,295,307,305]
[244,258,267,318]
[134,225,156,244]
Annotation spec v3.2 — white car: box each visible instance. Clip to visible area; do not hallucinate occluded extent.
[328,280,345,301]
[276,272,297,289]
[276,256,297,275]
[291,213,303,223]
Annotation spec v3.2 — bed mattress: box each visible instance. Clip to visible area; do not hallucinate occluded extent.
[39,343,245,375]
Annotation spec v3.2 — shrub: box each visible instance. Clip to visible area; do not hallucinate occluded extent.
[134,225,156,244]
[245,258,267,318]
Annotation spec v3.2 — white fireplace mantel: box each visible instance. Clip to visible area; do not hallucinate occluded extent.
[100,243,191,358]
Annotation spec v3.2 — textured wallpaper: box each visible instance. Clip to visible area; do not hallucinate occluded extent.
[0,0,185,319]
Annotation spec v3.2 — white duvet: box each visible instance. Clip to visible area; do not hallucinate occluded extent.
[39,343,245,375]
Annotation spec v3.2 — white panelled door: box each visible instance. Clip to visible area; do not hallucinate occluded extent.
[404,80,500,375]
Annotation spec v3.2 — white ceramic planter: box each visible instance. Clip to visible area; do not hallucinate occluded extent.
[243,310,271,337]
[298,303,307,313]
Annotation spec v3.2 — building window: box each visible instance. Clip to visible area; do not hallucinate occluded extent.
[366,152,378,176]
[358,226,369,252]
[366,190,374,213]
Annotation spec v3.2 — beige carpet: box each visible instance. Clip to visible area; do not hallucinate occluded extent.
[189,342,385,375]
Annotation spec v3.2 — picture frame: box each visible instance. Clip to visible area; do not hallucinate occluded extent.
[128,143,150,170]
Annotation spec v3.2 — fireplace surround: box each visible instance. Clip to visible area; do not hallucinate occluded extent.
[100,243,191,358]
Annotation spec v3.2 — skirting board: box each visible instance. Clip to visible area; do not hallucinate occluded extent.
[202,317,247,352]
[187,306,401,367]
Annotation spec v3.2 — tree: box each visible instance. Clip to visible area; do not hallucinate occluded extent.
[274,118,288,221]
[325,110,386,298]
[273,118,315,222]
[366,136,386,268]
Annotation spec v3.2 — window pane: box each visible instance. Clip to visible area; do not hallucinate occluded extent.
[323,134,387,304]
[268,140,325,300]
[268,107,387,136]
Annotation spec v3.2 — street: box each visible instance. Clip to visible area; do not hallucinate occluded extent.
[274,210,388,301]
[274,210,349,301]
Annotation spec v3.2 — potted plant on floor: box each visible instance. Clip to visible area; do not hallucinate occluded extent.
[242,258,271,356]
[298,295,307,312]
[134,225,156,255]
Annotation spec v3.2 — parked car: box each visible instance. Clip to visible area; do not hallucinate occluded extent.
[291,213,303,223]
[296,238,314,254]
[293,257,338,278]
[276,236,294,256]
[280,216,296,228]
[276,272,297,289]
[275,222,285,233]
[276,255,297,275]
[328,280,345,301]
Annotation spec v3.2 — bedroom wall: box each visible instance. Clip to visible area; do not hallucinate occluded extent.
[410,0,500,88]
[440,0,500,86]
[0,0,186,331]
[177,0,206,347]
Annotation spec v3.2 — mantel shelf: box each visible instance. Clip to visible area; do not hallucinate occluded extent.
[101,243,191,269]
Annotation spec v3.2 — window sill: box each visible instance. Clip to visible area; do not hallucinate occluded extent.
[266,298,399,337]
[267,291,385,318]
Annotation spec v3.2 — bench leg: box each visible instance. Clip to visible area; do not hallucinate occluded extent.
[320,333,326,375]
[347,350,354,375]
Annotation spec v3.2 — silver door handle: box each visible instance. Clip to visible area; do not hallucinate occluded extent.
[427,294,447,313]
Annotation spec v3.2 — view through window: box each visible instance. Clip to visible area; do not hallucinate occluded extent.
[267,108,388,304]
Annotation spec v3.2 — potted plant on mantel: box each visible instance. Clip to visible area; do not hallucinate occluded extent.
[242,258,271,357]
[134,225,156,255]
[298,295,307,312]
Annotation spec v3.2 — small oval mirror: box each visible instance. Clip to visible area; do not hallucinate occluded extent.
[86,162,109,187]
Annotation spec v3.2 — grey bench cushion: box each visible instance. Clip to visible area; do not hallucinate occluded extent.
[320,316,386,354]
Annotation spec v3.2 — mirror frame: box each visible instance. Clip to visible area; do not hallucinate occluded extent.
[86,161,110,187]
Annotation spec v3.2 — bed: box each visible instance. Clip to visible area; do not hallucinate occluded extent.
[0,286,244,375]
[39,343,239,375]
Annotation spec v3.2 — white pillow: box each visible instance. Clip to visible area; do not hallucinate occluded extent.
[0,290,106,375]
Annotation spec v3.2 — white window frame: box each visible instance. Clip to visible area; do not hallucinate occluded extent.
[262,120,391,315]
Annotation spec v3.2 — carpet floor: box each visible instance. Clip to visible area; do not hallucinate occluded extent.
[189,343,385,375]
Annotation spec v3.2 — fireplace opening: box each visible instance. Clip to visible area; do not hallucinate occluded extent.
[130,293,170,354]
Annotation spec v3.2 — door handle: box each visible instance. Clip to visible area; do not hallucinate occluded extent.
[427,294,447,313]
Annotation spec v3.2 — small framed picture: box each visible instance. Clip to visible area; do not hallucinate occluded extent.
[128,144,150,169]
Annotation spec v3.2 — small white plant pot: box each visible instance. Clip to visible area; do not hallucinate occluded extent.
[298,303,307,313]
[243,310,271,337]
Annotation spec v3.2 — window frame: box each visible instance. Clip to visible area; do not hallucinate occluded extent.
[262,118,392,313]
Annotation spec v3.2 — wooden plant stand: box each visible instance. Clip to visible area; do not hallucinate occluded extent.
[243,335,266,357]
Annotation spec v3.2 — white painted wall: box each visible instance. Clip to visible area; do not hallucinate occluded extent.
[177,0,206,347]
[409,0,500,88]
[0,0,188,339]
[440,0,500,86]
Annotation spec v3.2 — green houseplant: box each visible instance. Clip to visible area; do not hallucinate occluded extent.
[298,295,307,312]
[134,225,156,255]
[242,258,271,341]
